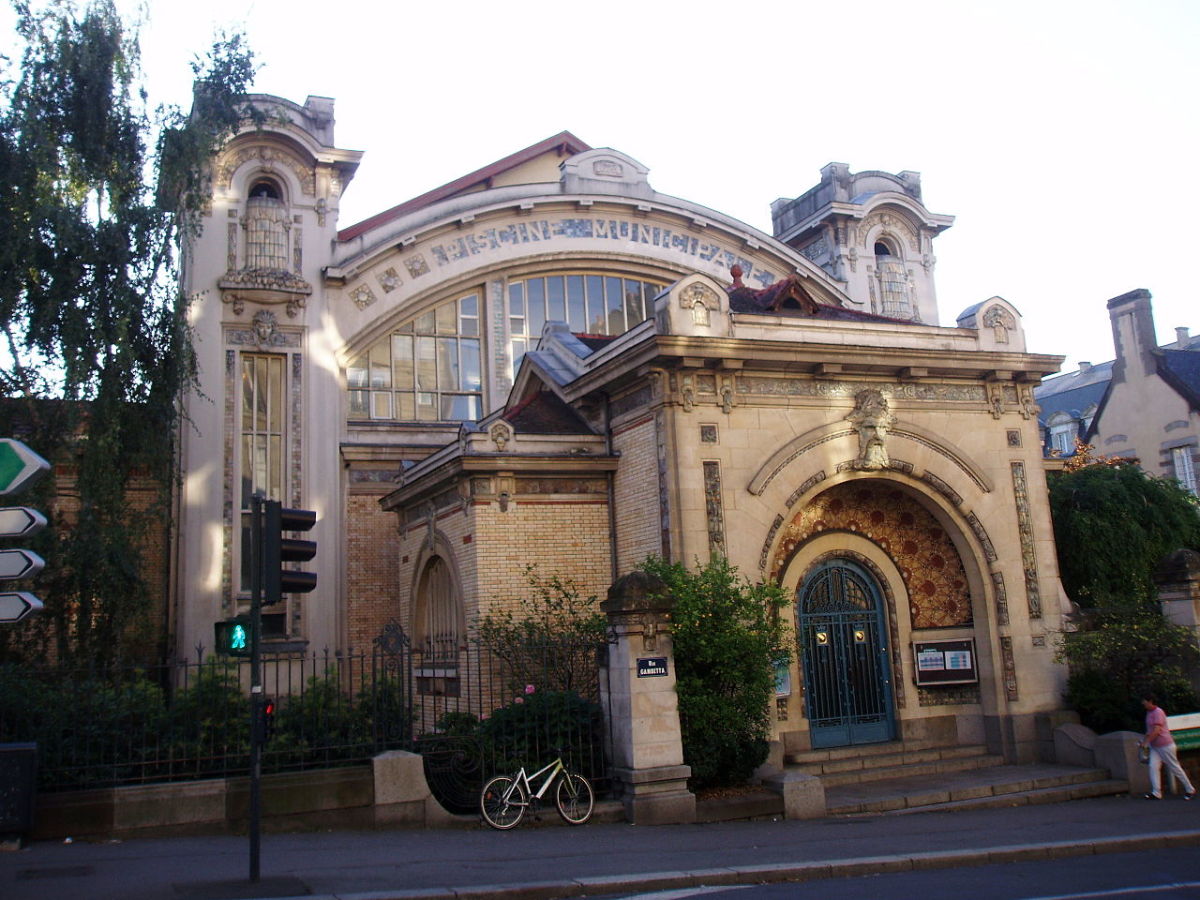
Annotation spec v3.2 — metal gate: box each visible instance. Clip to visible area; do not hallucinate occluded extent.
[797,560,895,749]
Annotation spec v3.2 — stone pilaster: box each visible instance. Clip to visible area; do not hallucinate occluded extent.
[600,571,695,825]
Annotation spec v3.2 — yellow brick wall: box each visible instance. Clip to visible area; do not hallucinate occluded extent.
[345,489,400,652]
[612,413,663,573]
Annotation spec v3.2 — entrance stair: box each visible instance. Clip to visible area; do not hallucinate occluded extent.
[784,741,1128,815]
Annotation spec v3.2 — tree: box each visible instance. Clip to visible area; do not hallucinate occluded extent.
[0,0,257,664]
[1049,447,1200,730]
[1048,453,1200,608]
[639,556,789,790]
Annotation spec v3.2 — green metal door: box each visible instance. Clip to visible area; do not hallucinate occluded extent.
[797,560,895,749]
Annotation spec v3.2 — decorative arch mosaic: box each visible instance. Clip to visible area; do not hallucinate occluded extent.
[770,481,972,629]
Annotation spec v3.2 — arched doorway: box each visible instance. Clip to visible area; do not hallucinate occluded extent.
[797,559,896,748]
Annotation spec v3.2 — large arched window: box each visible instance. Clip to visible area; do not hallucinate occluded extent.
[508,272,663,377]
[347,291,482,422]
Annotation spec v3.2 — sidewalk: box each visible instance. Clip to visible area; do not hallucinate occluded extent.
[2,793,1199,900]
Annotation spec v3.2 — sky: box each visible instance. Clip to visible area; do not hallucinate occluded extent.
[11,0,1200,374]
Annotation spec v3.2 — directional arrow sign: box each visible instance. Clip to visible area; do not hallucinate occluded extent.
[0,507,47,538]
[0,549,44,580]
[0,591,42,624]
[0,439,50,496]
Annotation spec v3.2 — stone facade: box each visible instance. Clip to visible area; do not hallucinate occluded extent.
[174,90,1073,765]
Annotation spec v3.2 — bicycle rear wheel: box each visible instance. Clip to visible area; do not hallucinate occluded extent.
[554,772,594,824]
[481,775,527,830]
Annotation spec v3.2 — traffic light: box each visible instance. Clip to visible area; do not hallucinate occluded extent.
[262,697,277,742]
[214,615,253,657]
[263,501,316,606]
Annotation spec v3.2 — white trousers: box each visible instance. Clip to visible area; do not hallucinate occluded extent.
[1148,742,1195,797]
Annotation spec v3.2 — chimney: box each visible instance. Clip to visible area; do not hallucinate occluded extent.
[1176,327,1191,348]
[1106,289,1156,385]
[1078,361,1092,374]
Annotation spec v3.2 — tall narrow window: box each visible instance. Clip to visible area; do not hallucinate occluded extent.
[415,557,463,662]
[874,240,912,319]
[1173,446,1197,496]
[240,353,285,592]
[245,181,289,271]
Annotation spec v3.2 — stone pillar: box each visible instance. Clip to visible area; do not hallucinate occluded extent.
[1154,549,1200,694]
[600,571,696,825]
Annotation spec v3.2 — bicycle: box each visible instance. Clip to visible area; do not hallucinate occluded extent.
[479,755,594,829]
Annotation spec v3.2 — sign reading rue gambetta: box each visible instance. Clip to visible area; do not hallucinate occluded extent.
[637,657,668,678]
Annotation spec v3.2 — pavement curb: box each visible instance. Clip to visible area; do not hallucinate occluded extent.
[262,829,1200,900]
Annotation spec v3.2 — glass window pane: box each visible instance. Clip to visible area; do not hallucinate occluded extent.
[240,511,252,590]
[269,434,282,501]
[567,275,586,331]
[241,359,254,431]
[625,279,646,324]
[255,358,269,432]
[460,339,480,390]
[435,302,456,334]
[369,340,391,388]
[268,357,284,433]
[527,278,546,337]
[586,275,604,332]
[397,393,415,420]
[508,282,525,318]
[372,391,393,419]
[442,394,480,421]
[605,277,625,335]
[415,310,436,334]
[392,334,414,390]
[511,338,526,379]
[437,337,460,389]
[240,436,253,508]
[416,392,437,420]
[416,336,437,391]
[349,390,369,417]
[459,292,478,317]
[547,275,566,323]
[347,354,368,389]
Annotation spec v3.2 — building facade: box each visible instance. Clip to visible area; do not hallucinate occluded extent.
[176,93,1072,762]
[1035,289,1199,496]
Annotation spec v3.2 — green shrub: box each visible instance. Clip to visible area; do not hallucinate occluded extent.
[639,556,788,790]
[479,688,604,779]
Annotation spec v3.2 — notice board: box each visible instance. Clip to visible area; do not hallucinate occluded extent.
[913,638,978,686]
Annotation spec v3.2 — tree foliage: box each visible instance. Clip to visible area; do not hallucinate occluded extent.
[639,556,789,790]
[0,0,257,664]
[474,567,608,701]
[1048,458,1200,608]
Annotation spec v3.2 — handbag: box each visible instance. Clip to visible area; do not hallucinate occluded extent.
[1138,744,1151,764]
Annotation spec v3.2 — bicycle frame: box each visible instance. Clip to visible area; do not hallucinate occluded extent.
[509,757,565,802]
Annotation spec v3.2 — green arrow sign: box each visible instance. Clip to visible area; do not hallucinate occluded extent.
[0,549,44,580]
[0,591,42,624]
[0,507,47,539]
[0,439,50,497]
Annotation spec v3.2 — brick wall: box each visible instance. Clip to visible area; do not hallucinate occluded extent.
[612,413,663,573]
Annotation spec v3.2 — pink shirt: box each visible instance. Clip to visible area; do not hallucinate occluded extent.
[1146,706,1173,748]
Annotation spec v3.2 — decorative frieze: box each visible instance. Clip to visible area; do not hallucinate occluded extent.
[737,377,988,403]
[965,512,997,562]
[703,461,726,559]
[1000,636,1019,700]
[785,470,826,509]
[991,571,1010,626]
[1010,461,1043,619]
[921,471,963,507]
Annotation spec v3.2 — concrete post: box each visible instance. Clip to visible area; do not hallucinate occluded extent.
[600,571,696,825]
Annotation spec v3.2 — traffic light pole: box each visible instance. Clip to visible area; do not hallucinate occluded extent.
[248,494,264,883]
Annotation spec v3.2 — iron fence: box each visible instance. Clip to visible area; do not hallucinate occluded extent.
[0,622,610,814]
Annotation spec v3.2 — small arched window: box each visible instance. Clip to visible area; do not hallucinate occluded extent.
[245,179,290,271]
[414,556,464,662]
[872,237,911,318]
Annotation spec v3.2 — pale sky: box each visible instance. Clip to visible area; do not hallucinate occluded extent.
[14,0,1200,374]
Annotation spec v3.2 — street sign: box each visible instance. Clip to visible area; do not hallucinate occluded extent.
[0,592,42,624]
[0,507,47,539]
[0,439,50,496]
[0,549,44,580]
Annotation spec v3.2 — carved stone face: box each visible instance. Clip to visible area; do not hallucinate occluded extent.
[251,310,276,344]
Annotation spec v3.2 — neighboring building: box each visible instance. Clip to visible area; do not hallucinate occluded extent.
[175,92,1072,762]
[1035,289,1199,495]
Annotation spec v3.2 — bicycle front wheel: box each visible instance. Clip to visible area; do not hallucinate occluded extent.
[481,775,527,830]
[554,772,594,825]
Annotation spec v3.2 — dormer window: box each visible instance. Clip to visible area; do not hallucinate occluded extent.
[245,179,290,271]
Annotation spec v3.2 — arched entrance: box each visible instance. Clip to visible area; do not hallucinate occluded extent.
[797,559,896,748]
